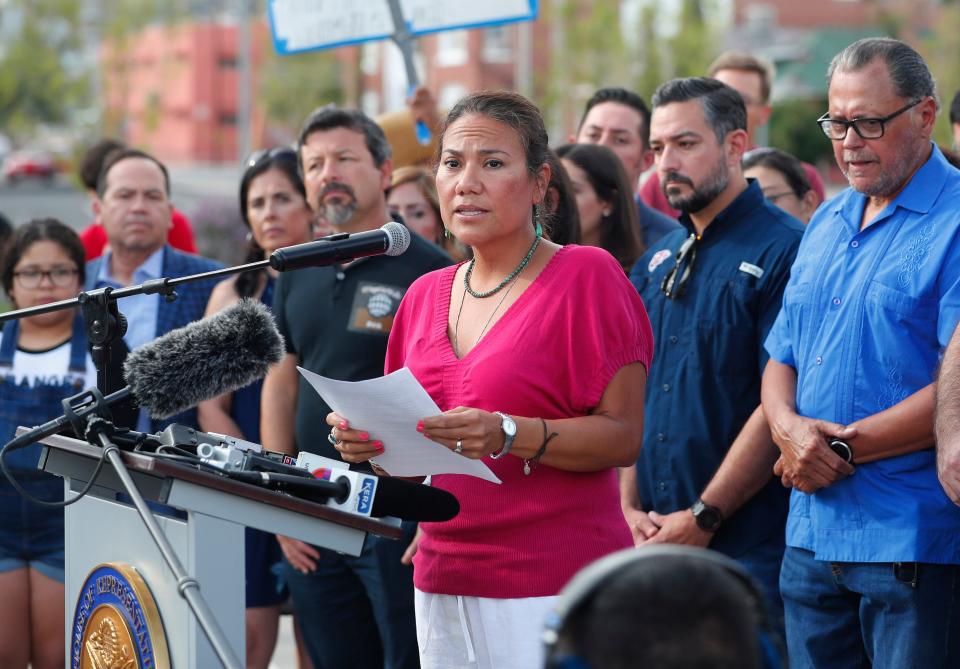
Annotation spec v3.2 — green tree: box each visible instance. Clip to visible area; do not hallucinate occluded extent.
[666,0,714,80]
[0,0,87,137]
[634,4,663,103]
[257,47,345,137]
[919,3,960,147]
[539,0,630,137]
[769,98,834,167]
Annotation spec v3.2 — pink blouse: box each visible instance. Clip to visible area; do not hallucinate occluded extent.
[385,245,654,598]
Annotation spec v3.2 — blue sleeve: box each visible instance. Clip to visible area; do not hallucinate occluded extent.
[937,227,960,351]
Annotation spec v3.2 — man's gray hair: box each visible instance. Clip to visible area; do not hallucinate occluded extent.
[827,37,940,111]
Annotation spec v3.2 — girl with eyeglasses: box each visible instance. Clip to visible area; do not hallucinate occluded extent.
[196,147,315,669]
[0,218,90,669]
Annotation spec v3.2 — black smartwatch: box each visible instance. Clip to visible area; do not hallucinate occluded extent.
[828,439,854,464]
[691,498,723,533]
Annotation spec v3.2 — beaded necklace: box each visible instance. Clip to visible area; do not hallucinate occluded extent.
[463,233,541,298]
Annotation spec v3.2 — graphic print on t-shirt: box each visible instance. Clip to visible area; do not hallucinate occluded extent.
[348,281,406,335]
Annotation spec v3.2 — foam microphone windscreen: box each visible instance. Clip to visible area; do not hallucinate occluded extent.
[123,299,285,419]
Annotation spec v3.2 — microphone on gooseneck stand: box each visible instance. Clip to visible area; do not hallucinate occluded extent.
[268,221,411,272]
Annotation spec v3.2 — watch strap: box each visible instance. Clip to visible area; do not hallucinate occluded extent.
[490,411,516,459]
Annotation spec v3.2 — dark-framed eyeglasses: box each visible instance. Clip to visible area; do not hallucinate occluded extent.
[660,234,698,300]
[13,267,79,289]
[245,146,297,169]
[816,98,923,141]
[763,190,798,204]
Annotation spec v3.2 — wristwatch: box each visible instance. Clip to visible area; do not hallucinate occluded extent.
[490,412,517,459]
[691,498,723,533]
[828,439,854,464]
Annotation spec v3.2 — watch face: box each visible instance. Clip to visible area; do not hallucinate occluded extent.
[693,502,722,532]
[502,416,517,437]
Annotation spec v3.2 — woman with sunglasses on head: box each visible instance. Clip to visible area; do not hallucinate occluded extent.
[197,147,315,669]
[0,219,93,669]
[556,143,645,272]
[326,91,653,669]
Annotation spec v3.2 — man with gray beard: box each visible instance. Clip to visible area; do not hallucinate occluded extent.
[261,105,450,669]
[764,38,960,667]
[625,78,804,637]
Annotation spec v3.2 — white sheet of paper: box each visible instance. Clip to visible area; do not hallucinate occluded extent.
[298,367,501,483]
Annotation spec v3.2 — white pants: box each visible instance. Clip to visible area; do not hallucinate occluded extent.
[415,588,558,669]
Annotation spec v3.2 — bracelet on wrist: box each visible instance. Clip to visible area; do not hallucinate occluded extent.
[524,418,558,476]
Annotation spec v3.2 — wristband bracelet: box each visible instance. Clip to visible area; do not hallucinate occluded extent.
[524,418,558,476]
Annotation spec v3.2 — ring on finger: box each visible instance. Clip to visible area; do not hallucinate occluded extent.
[455,438,463,454]
[327,432,337,445]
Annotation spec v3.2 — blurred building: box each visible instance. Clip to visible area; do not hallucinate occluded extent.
[729,0,942,101]
[100,20,267,163]
[354,22,547,117]
[99,16,549,163]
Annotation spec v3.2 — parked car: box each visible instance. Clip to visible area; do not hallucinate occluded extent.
[3,150,57,183]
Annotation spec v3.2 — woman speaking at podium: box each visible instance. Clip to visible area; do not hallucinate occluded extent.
[329,91,653,669]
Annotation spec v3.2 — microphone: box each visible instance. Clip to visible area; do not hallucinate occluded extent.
[5,299,285,450]
[124,298,285,419]
[228,469,459,522]
[368,474,459,522]
[268,222,411,272]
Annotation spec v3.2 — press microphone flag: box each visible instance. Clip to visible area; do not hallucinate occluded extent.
[227,468,459,523]
[268,222,411,272]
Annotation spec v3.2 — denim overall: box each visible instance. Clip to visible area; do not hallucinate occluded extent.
[0,316,87,580]
[228,279,288,607]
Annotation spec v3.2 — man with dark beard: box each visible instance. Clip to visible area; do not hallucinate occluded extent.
[261,105,450,669]
[624,78,803,636]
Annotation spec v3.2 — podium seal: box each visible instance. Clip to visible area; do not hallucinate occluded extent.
[71,563,170,669]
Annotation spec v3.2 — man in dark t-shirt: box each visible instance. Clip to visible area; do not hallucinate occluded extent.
[262,105,449,669]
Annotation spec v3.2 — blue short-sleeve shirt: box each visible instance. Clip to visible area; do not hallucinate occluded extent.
[765,144,960,563]
[631,180,804,557]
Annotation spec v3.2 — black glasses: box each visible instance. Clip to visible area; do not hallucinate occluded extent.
[661,234,698,300]
[245,146,297,168]
[816,99,922,141]
[763,190,798,204]
[13,267,79,289]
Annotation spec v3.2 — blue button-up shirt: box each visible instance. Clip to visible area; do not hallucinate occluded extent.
[765,144,960,563]
[94,247,164,353]
[636,195,682,247]
[631,180,804,557]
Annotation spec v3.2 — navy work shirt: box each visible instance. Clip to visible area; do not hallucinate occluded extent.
[629,180,804,556]
[636,195,682,247]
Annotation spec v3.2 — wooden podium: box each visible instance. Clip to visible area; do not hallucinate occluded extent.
[24,430,403,669]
